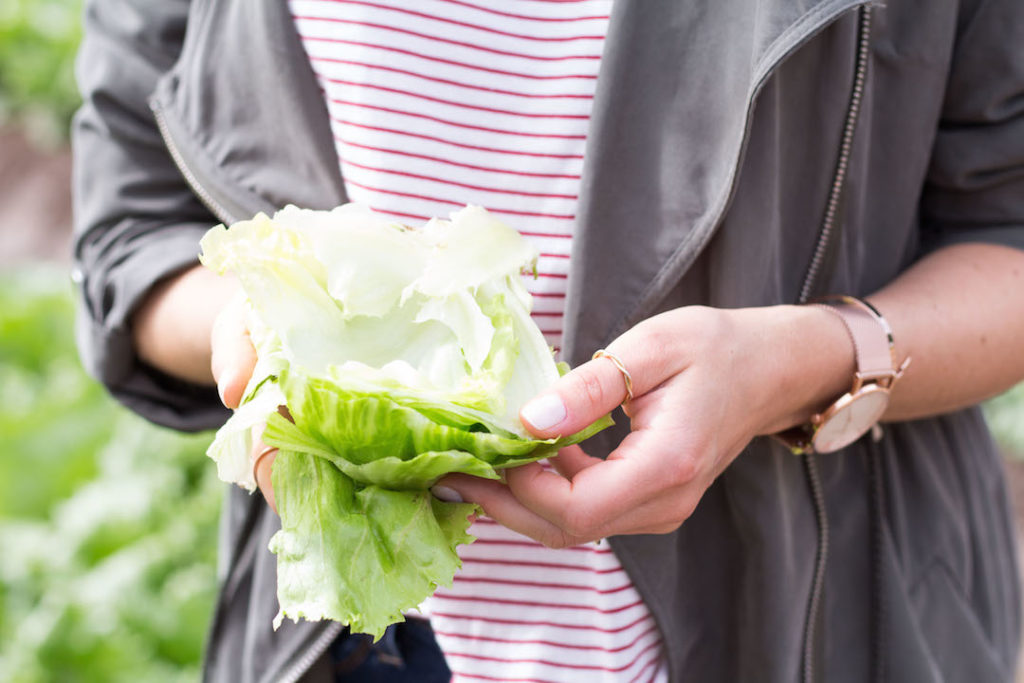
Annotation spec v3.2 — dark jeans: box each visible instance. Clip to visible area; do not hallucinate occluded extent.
[331,618,451,682]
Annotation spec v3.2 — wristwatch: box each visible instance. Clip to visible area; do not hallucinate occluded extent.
[776,296,911,455]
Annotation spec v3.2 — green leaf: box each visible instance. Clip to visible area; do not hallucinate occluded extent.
[264,413,501,489]
[269,451,475,639]
[280,372,545,465]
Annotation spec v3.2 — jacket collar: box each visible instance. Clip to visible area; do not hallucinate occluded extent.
[151,0,349,226]
[562,0,870,364]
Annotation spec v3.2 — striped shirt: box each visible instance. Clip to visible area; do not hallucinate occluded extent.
[289,1,667,680]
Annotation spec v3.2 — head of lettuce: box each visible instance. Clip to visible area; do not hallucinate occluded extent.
[199,204,611,639]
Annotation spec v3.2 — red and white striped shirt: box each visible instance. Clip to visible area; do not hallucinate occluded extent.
[289,1,667,680]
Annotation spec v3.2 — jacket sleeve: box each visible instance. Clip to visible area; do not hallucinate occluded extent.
[72,0,229,431]
[919,0,1024,253]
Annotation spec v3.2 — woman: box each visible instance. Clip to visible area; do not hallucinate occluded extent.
[74,1,1024,681]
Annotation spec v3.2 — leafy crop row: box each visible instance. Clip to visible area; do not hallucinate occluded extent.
[0,269,220,682]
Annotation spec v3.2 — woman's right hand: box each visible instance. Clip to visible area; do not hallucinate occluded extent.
[132,264,280,510]
[209,292,280,512]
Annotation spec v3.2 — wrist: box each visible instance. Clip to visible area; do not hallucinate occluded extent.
[730,304,855,436]
[132,265,240,385]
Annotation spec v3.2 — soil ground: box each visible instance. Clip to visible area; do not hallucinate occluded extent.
[3,124,1023,677]
[0,125,72,265]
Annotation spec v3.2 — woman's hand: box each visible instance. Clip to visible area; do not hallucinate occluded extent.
[209,290,257,410]
[434,304,854,547]
[434,243,1024,546]
[133,264,279,509]
[208,292,281,512]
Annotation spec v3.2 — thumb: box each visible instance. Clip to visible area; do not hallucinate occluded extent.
[210,294,257,409]
[519,354,631,439]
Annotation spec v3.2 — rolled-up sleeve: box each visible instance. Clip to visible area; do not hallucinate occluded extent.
[920,0,1024,252]
[72,0,229,431]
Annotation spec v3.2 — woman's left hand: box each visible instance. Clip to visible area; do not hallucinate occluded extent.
[434,304,853,547]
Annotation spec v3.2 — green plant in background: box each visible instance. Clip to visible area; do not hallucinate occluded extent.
[0,268,221,682]
[985,384,1024,459]
[0,0,84,144]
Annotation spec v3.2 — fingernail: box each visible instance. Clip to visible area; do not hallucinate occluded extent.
[521,394,567,431]
[430,485,464,503]
[218,369,243,408]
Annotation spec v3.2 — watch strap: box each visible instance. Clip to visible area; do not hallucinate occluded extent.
[773,295,905,455]
[813,296,895,381]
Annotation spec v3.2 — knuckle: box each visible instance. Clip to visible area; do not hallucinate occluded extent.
[651,520,684,535]
[569,367,608,410]
[691,307,734,354]
[540,530,574,550]
[560,508,596,540]
[666,452,698,485]
[675,493,700,522]
[636,318,673,354]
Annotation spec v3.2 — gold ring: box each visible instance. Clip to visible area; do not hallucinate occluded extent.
[592,349,634,403]
[252,445,278,487]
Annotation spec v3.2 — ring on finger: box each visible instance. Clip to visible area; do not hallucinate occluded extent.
[252,445,278,487]
[592,348,634,403]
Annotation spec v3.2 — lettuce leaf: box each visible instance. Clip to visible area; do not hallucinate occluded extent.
[269,450,476,638]
[200,204,612,639]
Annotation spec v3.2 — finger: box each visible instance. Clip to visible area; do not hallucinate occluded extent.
[594,483,705,536]
[437,471,589,548]
[211,295,257,409]
[457,465,691,542]
[253,446,278,514]
[518,332,675,439]
[250,426,278,514]
[518,356,627,438]
[436,449,697,543]
[547,444,603,480]
[505,430,692,539]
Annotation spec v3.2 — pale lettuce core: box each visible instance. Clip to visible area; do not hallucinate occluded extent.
[199,204,610,638]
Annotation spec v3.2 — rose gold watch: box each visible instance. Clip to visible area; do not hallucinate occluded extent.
[776,296,911,455]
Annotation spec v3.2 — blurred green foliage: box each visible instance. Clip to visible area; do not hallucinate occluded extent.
[0,268,221,682]
[0,0,83,143]
[985,384,1024,459]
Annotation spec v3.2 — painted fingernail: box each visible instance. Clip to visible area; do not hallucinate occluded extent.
[430,485,464,503]
[216,377,229,406]
[520,394,567,431]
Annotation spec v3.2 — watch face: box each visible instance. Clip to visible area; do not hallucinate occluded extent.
[813,388,890,453]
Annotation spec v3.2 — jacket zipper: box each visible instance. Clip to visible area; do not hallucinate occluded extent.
[798,6,873,304]
[796,6,873,683]
[150,102,240,227]
[278,622,345,683]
